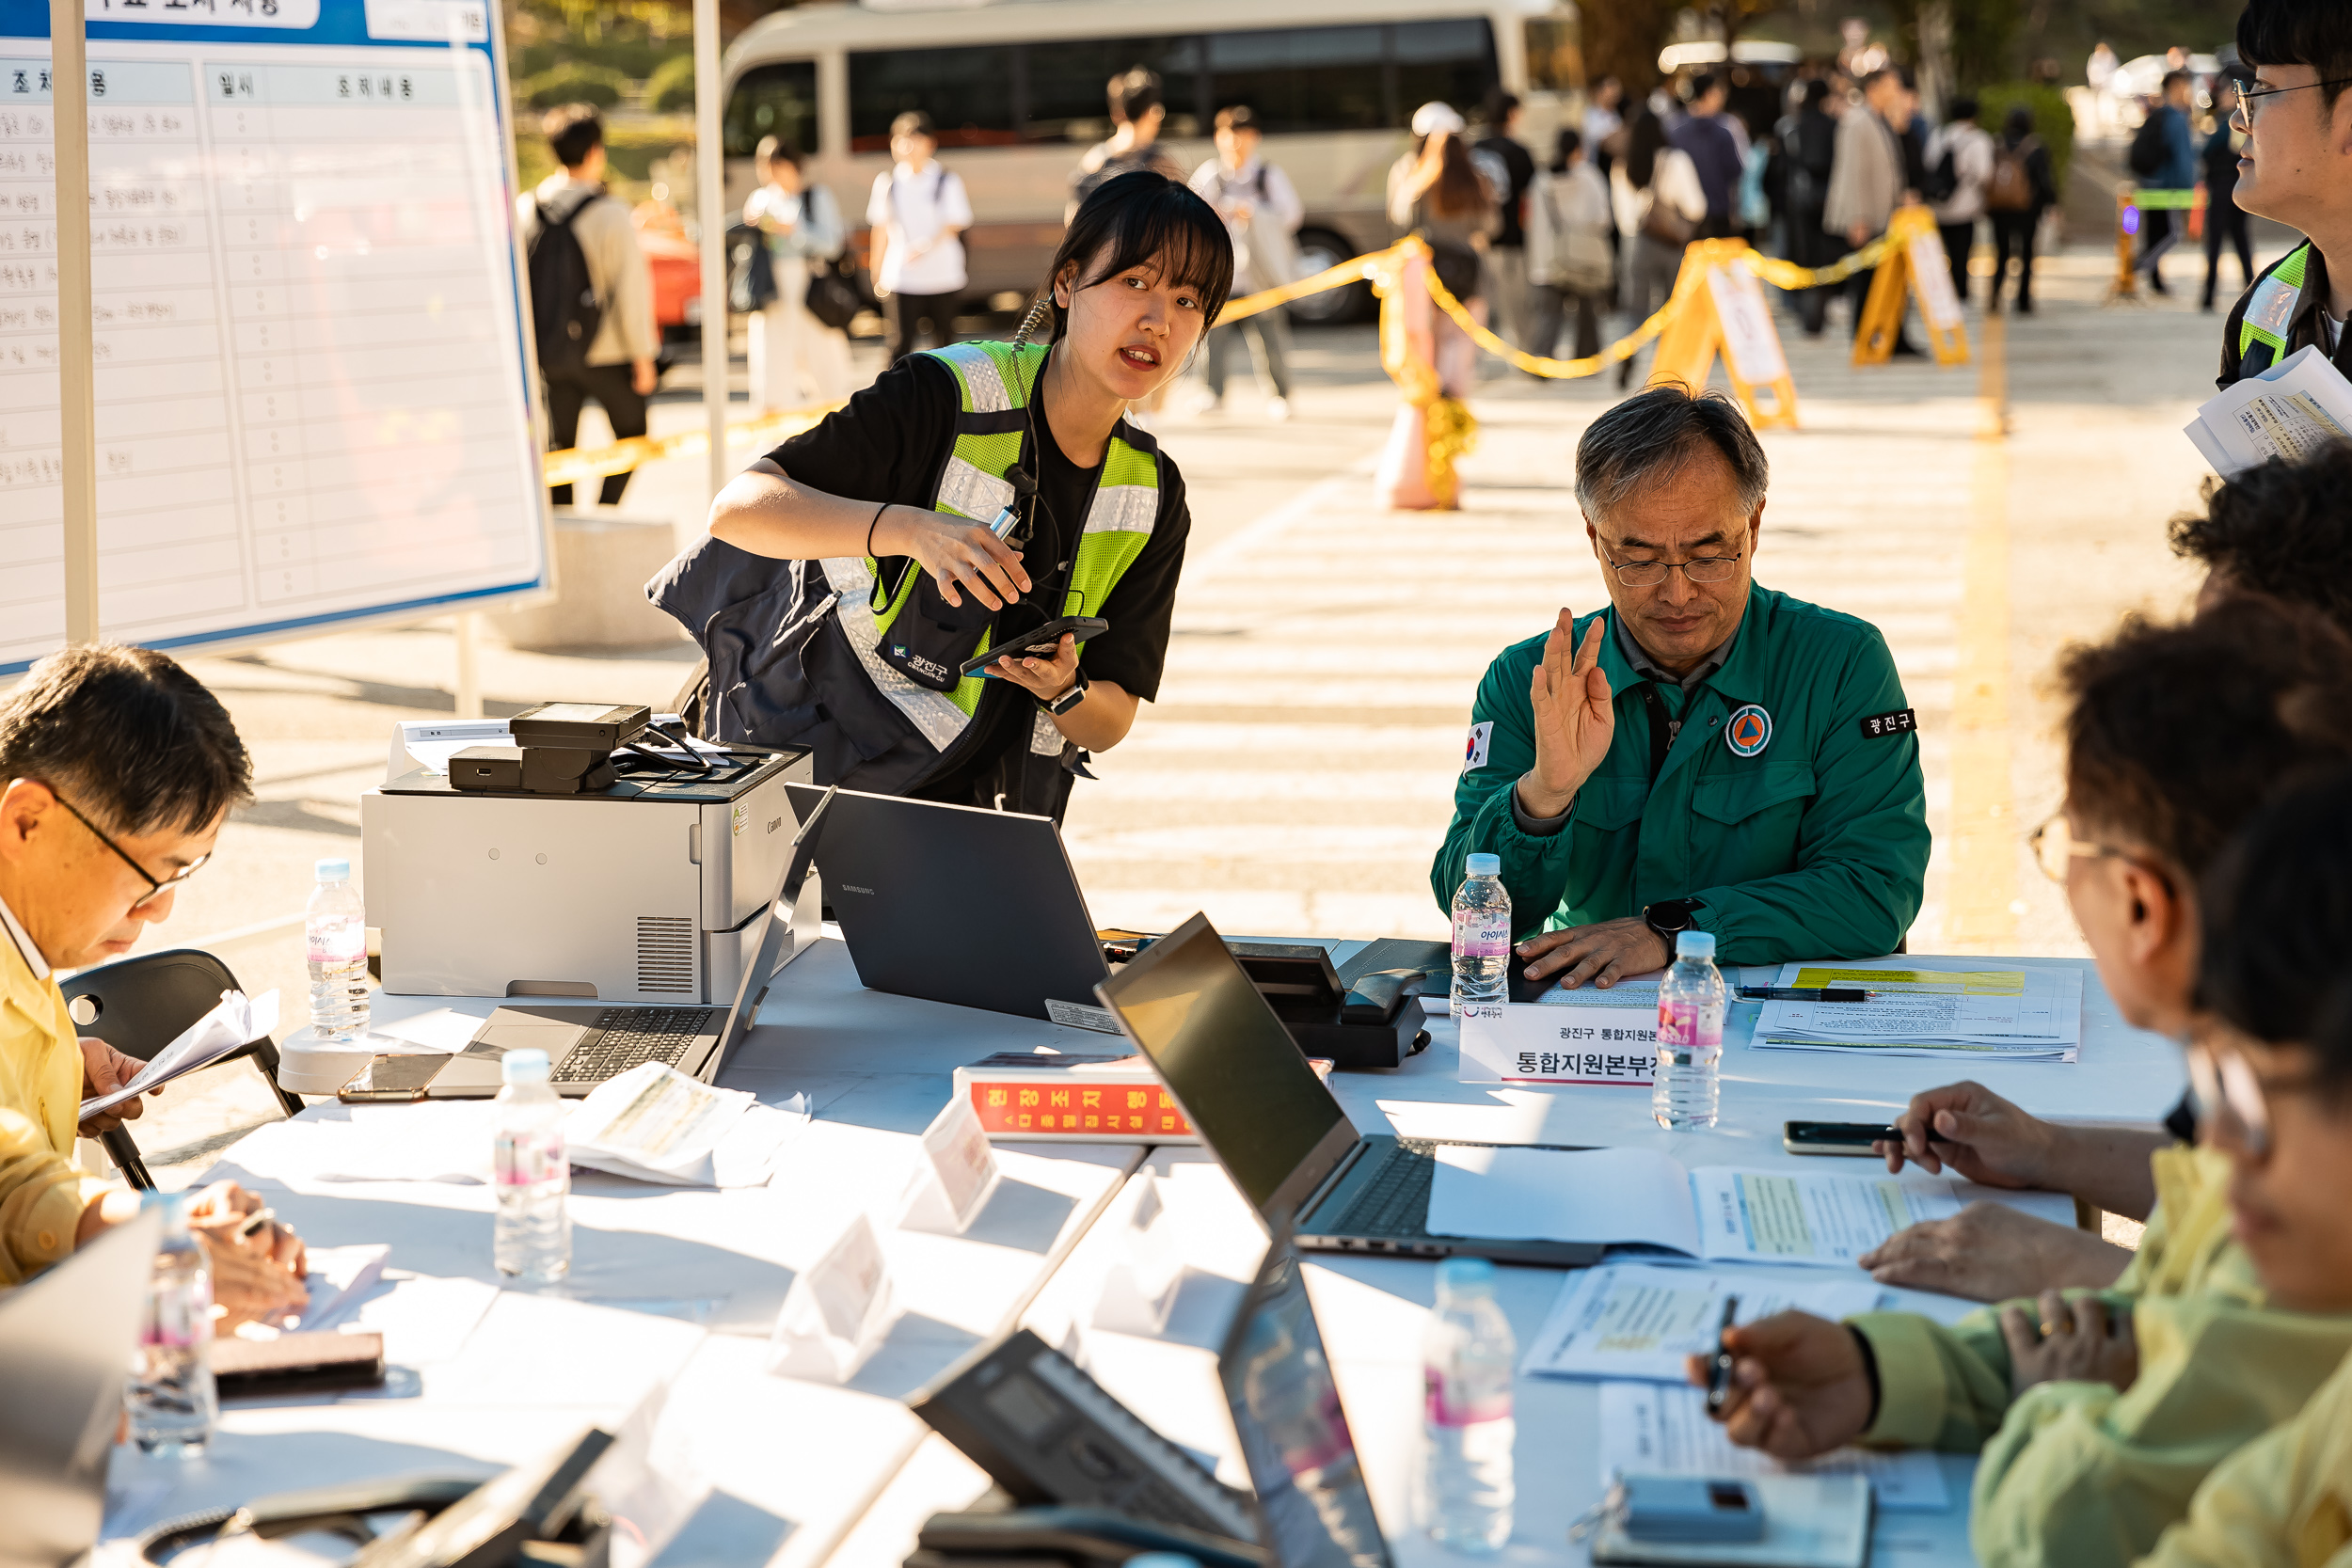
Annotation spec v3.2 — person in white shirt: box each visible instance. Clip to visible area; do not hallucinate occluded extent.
[1188,105,1303,419]
[743,137,852,412]
[1924,97,1996,304]
[1525,127,1615,360]
[866,111,974,362]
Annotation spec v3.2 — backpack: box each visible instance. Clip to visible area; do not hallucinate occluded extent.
[1986,136,2037,213]
[528,196,603,378]
[2128,112,2167,178]
[1922,143,1960,203]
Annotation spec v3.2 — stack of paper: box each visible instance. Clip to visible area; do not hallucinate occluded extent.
[1753,963,2080,1062]
[78,989,280,1121]
[2185,343,2352,476]
[566,1063,808,1188]
[1600,1383,1951,1512]
[1424,1146,2076,1266]
[1524,1264,1890,1382]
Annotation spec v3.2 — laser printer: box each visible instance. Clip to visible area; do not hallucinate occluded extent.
[360,705,815,1005]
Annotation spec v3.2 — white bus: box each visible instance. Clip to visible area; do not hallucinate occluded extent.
[719,0,1579,321]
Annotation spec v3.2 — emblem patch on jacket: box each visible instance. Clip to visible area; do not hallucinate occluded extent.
[1463,721,1493,773]
[1725,705,1772,757]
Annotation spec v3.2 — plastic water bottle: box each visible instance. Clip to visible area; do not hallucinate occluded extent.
[1450,853,1511,1009]
[1421,1257,1515,1554]
[306,857,369,1041]
[128,1194,216,1456]
[493,1049,571,1284]
[1653,930,1728,1129]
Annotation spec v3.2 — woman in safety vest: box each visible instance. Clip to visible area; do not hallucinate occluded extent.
[654,171,1232,822]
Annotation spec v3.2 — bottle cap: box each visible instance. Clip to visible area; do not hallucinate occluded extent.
[1466,852,1502,878]
[1436,1256,1497,1297]
[1677,930,1717,960]
[315,857,351,881]
[501,1049,551,1085]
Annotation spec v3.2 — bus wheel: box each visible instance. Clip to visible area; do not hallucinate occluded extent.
[1286,229,1375,325]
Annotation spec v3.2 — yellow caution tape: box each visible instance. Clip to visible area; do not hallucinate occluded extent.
[542,401,844,486]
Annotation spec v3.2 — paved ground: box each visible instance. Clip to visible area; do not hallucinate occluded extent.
[85,238,2267,1184]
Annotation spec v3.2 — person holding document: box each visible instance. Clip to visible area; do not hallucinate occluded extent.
[2213,0,2352,388]
[0,645,305,1318]
[1431,387,1929,985]
[1693,601,2352,1568]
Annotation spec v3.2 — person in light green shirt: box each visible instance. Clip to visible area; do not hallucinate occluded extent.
[1692,601,2352,1568]
[1431,385,1927,986]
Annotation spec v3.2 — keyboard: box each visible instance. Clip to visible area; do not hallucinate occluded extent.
[1328,1140,1440,1238]
[553,1006,723,1084]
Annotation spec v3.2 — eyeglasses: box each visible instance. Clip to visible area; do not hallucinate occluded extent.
[1600,550,1745,588]
[48,792,211,915]
[2029,813,2130,883]
[2229,75,2352,123]
[2187,1041,2322,1161]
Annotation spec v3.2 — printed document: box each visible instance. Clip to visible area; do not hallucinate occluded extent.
[79,990,280,1120]
[566,1063,808,1188]
[1601,1382,1951,1512]
[2185,344,2352,476]
[1425,1146,2075,1267]
[1524,1265,1889,1382]
[1754,961,2079,1061]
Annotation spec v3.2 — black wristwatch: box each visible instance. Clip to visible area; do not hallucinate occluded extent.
[1643,897,1704,948]
[1043,668,1090,717]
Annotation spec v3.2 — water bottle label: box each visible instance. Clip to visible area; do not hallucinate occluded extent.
[1452,911,1509,960]
[1424,1368,1512,1428]
[307,916,364,963]
[495,1131,567,1186]
[1657,999,1724,1051]
[146,1281,215,1348]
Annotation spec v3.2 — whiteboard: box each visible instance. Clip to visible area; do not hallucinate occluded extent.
[0,0,548,673]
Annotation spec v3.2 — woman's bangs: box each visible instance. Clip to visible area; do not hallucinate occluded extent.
[1076,189,1236,326]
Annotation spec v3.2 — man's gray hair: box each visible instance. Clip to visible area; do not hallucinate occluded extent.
[1573,386,1770,528]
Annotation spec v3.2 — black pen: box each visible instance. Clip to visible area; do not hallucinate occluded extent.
[1706,1295,1740,1416]
[1739,986,1872,1002]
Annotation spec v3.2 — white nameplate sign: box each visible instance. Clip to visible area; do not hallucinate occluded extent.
[899,1092,1002,1234]
[767,1212,895,1384]
[1458,1002,1660,1085]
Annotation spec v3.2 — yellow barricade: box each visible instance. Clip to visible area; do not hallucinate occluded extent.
[1853,206,1971,367]
[1645,239,1802,429]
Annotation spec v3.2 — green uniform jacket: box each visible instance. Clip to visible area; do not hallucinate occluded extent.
[1430,584,1928,962]
[1848,1148,2352,1568]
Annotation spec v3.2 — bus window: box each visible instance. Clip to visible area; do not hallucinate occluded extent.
[1205,25,1386,134]
[850,46,1021,150]
[725,61,818,159]
[1391,19,1498,120]
[1024,36,1206,143]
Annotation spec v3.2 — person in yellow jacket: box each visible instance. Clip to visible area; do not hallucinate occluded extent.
[1690,602,2352,1568]
[0,643,306,1320]
[2132,769,2352,1568]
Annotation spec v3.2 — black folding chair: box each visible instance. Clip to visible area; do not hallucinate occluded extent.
[59,947,305,1192]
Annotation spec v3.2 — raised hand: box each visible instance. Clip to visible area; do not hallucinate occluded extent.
[1518,608,1613,819]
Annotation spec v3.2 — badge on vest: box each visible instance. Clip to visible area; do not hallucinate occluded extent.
[1859,707,1916,740]
[1463,721,1493,774]
[1724,705,1772,757]
[2245,272,2300,341]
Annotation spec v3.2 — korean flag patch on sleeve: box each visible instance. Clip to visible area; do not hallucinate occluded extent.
[1463,721,1493,774]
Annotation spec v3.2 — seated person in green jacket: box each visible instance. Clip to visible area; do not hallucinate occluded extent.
[1431,386,1927,984]
[1862,449,2352,1305]
[1692,601,2352,1568]
[2138,771,2352,1568]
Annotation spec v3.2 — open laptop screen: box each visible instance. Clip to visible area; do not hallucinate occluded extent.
[1097,913,1350,1217]
[1219,1230,1392,1568]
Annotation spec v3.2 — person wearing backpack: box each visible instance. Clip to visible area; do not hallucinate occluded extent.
[2131,71,2199,294]
[1188,106,1302,419]
[518,104,659,507]
[743,137,852,413]
[1985,104,2057,314]
[866,112,974,364]
[1524,127,1614,360]
[1924,97,1994,304]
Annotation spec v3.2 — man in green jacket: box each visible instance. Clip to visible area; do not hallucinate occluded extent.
[1431,386,1928,986]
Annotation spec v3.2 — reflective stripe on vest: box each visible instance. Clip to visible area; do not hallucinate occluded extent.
[2238,241,2311,375]
[818,341,1162,752]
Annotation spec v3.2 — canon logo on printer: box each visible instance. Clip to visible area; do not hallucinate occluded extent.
[766,816,783,834]
[841,884,876,895]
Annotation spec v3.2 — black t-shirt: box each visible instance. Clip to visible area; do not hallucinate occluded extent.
[1476,134,1538,248]
[762,352,1189,704]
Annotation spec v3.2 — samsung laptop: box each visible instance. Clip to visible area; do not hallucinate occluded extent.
[0,1206,164,1568]
[1097,912,1601,1266]
[362,786,837,1099]
[784,784,1115,1026]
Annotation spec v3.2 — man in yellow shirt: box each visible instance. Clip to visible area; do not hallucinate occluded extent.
[2136,766,2352,1568]
[0,643,304,1320]
[1692,602,2352,1568]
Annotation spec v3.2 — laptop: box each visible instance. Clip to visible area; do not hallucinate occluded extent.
[784,784,1114,1026]
[1096,911,1601,1267]
[417,785,838,1097]
[0,1206,165,1568]
[1220,1225,1392,1568]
